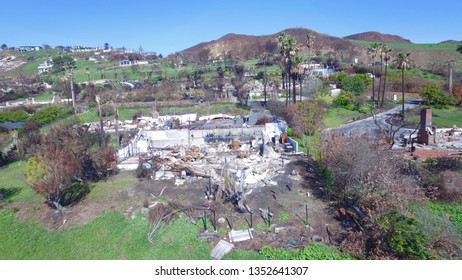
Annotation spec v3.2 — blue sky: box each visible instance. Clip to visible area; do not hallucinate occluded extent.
[1,0,461,55]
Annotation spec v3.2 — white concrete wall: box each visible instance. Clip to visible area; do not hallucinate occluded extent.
[141,126,266,148]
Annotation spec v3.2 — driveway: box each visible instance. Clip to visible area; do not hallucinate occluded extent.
[325,100,422,139]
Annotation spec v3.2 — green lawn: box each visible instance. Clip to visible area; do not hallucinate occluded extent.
[0,161,42,204]
[407,106,462,128]
[324,107,369,128]
[0,210,213,259]
[160,103,249,116]
[408,201,462,258]
[34,91,54,101]
[86,171,138,203]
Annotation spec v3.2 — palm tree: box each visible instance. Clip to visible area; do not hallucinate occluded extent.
[376,43,386,106]
[260,52,269,105]
[278,33,299,105]
[380,46,392,107]
[367,42,380,108]
[393,53,411,120]
[305,32,316,75]
[292,56,305,102]
[277,33,288,105]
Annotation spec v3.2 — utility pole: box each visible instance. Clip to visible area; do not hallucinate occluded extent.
[114,105,119,148]
[96,95,106,147]
[448,60,455,95]
[70,68,76,114]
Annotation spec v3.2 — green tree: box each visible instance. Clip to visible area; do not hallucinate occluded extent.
[51,55,75,74]
[339,75,367,95]
[1,43,7,51]
[332,91,354,108]
[52,55,76,113]
[457,45,462,54]
[393,53,411,119]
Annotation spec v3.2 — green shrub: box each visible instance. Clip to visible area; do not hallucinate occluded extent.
[0,110,29,123]
[286,127,294,137]
[27,105,73,126]
[381,210,429,259]
[259,243,352,260]
[340,75,367,95]
[420,85,448,107]
[333,92,353,108]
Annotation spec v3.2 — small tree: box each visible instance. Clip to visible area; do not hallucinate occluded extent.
[339,75,367,95]
[25,124,116,208]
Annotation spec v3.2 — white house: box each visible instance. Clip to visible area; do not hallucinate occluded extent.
[120,60,132,66]
[38,60,53,74]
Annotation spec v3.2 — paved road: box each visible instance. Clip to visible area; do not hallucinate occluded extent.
[325,100,422,139]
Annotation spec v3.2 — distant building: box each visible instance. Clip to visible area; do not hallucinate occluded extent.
[120,60,132,66]
[38,60,53,74]
[18,46,42,52]
[301,63,334,78]
[119,60,148,66]
[0,122,24,134]
[73,46,97,52]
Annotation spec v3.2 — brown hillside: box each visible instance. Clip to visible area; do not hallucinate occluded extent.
[344,31,412,44]
[178,27,367,62]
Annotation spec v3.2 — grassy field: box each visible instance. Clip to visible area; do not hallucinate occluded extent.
[75,103,250,124]
[86,171,138,203]
[324,107,369,128]
[408,201,462,257]
[0,209,214,259]
[407,106,462,128]
[0,161,42,204]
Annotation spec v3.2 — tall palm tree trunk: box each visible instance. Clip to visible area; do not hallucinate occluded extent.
[381,64,388,107]
[377,57,384,107]
[287,67,291,104]
[263,64,267,105]
[401,69,405,120]
[292,73,297,103]
[371,62,376,108]
[299,75,303,102]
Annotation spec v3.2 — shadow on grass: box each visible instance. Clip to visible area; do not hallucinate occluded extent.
[0,187,21,202]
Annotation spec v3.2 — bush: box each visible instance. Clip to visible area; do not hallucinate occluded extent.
[0,109,29,123]
[339,75,367,95]
[27,104,73,126]
[332,92,353,108]
[420,85,448,107]
[381,210,429,259]
[316,94,333,107]
[259,244,352,260]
